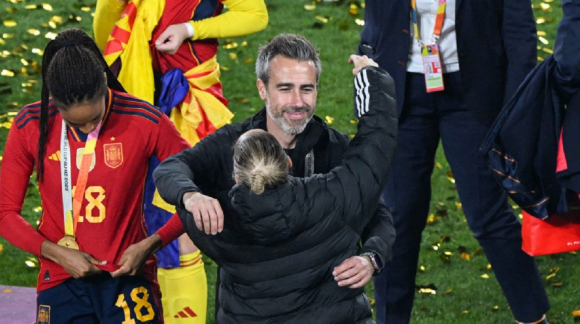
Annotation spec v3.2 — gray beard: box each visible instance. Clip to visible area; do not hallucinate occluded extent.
[267,108,312,135]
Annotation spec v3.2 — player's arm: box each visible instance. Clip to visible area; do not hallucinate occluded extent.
[155,0,268,54]
[0,122,104,278]
[93,0,127,50]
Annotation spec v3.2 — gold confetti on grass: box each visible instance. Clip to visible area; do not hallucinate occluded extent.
[481,274,490,279]
[348,4,358,16]
[45,32,57,40]
[27,29,41,36]
[304,3,316,10]
[325,116,334,125]
[223,40,238,50]
[1,69,15,77]
[42,3,53,11]
[3,18,17,27]
[25,260,36,268]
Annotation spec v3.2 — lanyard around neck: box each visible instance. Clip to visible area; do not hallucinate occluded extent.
[60,119,102,237]
[411,0,447,46]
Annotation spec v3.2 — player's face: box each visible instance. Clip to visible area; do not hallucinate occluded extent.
[258,56,317,135]
[58,96,106,134]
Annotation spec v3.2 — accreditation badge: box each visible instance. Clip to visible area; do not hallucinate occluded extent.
[421,44,444,92]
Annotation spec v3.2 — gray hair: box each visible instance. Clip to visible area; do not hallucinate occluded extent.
[233,130,289,195]
[255,34,322,86]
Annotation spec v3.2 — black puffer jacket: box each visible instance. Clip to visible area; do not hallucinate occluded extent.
[178,66,398,323]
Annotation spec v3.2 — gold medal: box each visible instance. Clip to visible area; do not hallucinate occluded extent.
[57,235,79,250]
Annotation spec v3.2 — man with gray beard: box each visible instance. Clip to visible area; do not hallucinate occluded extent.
[152,33,396,319]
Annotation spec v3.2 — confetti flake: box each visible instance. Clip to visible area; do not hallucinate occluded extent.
[27,29,41,36]
[25,260,37,268]
[1,69,15,77]
[3,18,17,27]
[315,16,330,23]
[325,116,334,125]
[45,32,58,40]
[42,3,53,11]
[481,274,490,279]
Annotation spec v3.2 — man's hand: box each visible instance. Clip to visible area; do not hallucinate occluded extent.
[111,234,162,278]
[348,54,378,76]
[41,241,105,279]
[183,192,224,235]
[332,255,374,289]
[155,23,190,54]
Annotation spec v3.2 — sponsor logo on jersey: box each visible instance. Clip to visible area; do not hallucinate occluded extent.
[104,143,123,169]
[75,148,96,171]
[37,305,50,324]
[173,306,197,319]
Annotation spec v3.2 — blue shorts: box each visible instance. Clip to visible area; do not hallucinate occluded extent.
[36,273,163,324]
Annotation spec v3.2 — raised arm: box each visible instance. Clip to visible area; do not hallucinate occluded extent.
[331,56,397,228]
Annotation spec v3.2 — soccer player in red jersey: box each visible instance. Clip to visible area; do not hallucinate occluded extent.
[0,28,186,323]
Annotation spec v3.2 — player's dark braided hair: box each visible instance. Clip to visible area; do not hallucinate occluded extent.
[37,28,124,182]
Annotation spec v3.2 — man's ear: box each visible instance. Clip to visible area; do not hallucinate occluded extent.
[257,79,267,101]
[287,156,293,169]
[234,176,240,184]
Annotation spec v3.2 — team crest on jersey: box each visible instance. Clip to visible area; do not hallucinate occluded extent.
[104,143,123,169]
[75,148,96,171]
[37,305,50,324]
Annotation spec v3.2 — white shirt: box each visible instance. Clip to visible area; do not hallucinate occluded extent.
[407,0,460,73]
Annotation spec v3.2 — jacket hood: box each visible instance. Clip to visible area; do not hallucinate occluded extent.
[229,180,302,245]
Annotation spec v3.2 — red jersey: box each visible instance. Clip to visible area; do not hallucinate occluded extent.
[0,89,189,292]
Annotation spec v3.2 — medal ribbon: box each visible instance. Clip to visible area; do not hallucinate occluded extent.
[60,120,102,237]
[411,0,447,46]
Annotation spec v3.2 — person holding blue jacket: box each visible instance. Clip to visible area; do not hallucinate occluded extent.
[358,0,550,323]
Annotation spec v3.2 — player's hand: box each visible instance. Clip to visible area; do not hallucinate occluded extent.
[155,23,190,54]
[41,241,105,279]
[182,192,224,235]
[111,235,162,278]
[348,54,378,76]
[332,255,374,289]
